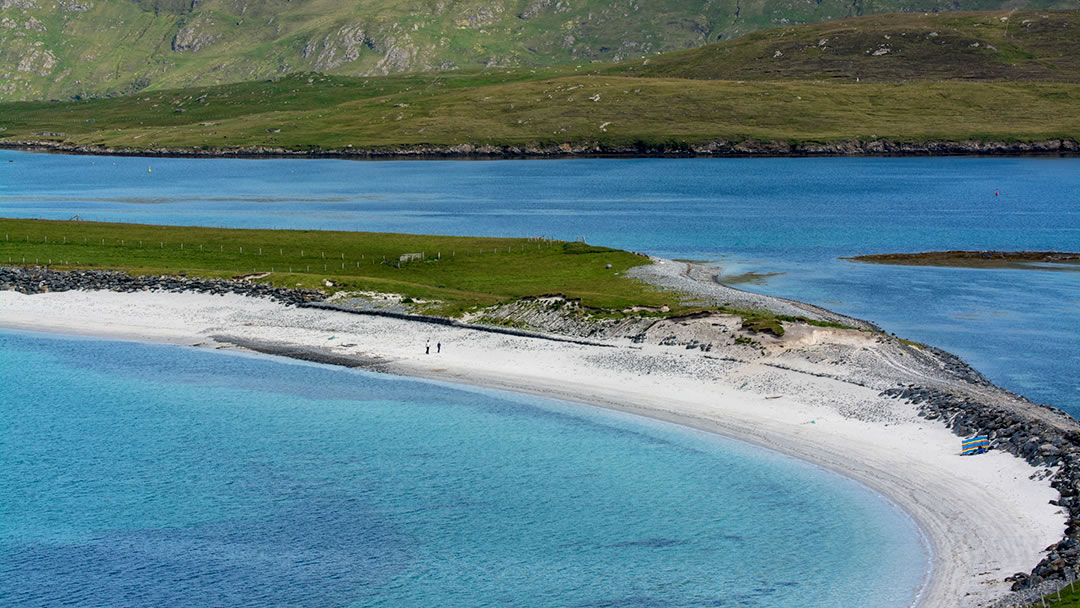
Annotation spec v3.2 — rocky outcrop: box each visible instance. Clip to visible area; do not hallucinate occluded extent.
[56,0,92,11]
[459,4,503,28]
[302,24,373,70]
[15,46,56,76]
[370,35,421,74]
[518,0,555,20]
[172,14,220,52]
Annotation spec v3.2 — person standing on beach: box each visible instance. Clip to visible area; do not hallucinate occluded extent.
[437,342,441,354]
[426,340,430,354]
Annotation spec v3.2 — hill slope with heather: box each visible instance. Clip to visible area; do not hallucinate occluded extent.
[610,10,1080,82]
[1,11,1077,155]
[1,0,1077,102]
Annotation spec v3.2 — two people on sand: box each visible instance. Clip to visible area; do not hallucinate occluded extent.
[425,340,441,354]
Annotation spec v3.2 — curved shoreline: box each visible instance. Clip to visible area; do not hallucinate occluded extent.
[0,268,1068,607]
[1,321,939,606]
[3,137,1079,160]
[217,330,934,607]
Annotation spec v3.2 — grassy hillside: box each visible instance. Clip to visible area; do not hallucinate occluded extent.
[0,0,1076,102]
[1,74,1076,150]
[612,11,1080,82]
[0,218,671,315]
[1,11,1076,151]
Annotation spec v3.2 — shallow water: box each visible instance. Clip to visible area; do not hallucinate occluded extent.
[0,329,927,607]
[1,152,1077,412]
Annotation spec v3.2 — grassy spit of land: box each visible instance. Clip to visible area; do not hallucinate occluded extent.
[0,218,862,335]
[1,11,1077,155]
[0,218,682,317]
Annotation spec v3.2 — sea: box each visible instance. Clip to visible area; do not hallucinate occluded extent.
[1,151,1076,411]
[2,150,1077,606]
[0,329,926,607]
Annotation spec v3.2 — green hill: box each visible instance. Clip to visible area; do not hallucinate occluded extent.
[611,11,1080,82]
[0,0,1076,102]
[1,11,1077,153]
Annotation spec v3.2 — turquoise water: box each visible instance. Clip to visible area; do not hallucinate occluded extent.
[1,152,1076,412]
[0,329,927,607]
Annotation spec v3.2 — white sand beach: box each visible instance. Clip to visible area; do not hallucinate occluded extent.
[0,287,1066,607]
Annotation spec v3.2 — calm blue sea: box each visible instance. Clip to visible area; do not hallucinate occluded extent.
[1,151,1076,412]
[0,329,927,607]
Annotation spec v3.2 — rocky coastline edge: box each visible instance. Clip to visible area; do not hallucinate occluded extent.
[2,137,1078,160]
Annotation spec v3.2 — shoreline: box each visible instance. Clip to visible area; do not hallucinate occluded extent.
[0,274,1070,607]
[3,137,1079,160]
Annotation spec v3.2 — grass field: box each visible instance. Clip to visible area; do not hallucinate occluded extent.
[0,218,678,316]
[2,74,1076,152]
[1042,582,1080,607]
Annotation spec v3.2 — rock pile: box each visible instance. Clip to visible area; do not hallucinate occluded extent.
[882,384,1080,596]
[0,266,326,307]
[922,343,995,388]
